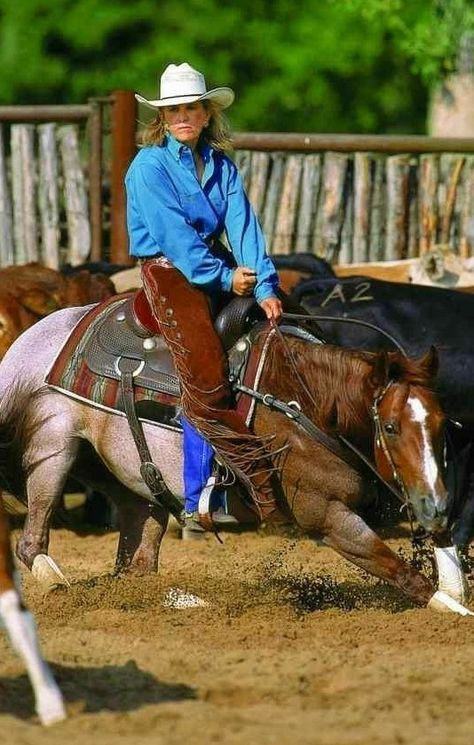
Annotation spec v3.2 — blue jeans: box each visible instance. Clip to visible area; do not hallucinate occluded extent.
[182,416,225,513]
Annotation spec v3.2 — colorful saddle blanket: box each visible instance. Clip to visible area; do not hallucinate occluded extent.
[46,292,182,430]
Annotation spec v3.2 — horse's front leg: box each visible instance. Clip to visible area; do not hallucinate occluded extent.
[317,500,473,615]
[0,497,66,725]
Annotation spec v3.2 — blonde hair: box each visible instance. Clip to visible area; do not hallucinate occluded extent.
[140,100,234,153]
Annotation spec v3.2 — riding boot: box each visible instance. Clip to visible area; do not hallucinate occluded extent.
[139,258,288,526]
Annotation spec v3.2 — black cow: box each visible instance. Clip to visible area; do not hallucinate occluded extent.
[288,271,474,546]
[272,253,335,277]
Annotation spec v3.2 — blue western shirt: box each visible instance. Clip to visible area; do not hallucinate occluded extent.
[125,134,278,303]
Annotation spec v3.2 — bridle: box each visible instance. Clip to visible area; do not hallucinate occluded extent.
[233,331,413,510]
[370,379,413,515]
[279,310,423,513]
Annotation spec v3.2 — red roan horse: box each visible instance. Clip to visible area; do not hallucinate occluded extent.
[0,299,471,616]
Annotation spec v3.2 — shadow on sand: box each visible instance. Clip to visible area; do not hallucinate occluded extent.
[0,659,196,722]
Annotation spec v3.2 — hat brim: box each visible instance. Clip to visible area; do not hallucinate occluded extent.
[135,87,234,110]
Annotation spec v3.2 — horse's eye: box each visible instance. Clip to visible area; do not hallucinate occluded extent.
[384,422,397,436]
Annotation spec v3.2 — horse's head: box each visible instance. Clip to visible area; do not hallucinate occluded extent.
[370,347,448,534]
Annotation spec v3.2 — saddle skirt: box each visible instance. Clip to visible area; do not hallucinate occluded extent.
[45,291,270,430]
[46,291,182,430]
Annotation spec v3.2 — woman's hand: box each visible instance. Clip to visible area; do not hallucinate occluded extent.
[259,297,283,323]
[232,267,257,296]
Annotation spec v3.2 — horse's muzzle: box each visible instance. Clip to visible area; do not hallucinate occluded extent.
[415,494,449,533]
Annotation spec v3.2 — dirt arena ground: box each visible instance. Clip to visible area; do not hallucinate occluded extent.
[2,518,474,745]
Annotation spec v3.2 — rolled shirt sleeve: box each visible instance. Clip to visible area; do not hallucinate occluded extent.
[224,162,279,303]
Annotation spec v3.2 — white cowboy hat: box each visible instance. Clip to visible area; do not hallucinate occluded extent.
[135,63,235,109]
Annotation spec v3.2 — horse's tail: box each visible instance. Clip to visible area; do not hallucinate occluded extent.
[0,381,40,502]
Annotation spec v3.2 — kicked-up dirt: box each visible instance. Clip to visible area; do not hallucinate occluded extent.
[1,520,474,745]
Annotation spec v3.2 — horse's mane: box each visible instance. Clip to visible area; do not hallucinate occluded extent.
[263,333,436,438]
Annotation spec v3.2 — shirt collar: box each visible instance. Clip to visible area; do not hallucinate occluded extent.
[165,134,214,163]
[165,133,186,160]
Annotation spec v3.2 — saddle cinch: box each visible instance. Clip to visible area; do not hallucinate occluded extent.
[46,289,266,521]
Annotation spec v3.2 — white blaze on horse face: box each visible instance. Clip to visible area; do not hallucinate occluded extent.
[408,396,439,492]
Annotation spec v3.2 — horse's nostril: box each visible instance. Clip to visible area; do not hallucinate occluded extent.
[421,497,436,519]
[418,496,449,531]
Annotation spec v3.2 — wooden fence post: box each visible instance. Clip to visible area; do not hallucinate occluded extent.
[110,90,137,264]
[88,98,104,262]
[460,156,474,257]
[385,154,410,260]
[352,153,371,262]
[58,124,91,266]
[11,124,38,263]
[0,125,13,266]
[38,123,60,269]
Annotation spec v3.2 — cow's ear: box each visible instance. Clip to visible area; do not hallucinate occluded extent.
[371,350,390,388]
[21,290,60,315]
[417,346,439,379]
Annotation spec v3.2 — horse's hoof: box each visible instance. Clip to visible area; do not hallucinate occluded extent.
[428,590,474,616]
[163,587,207,609]
[31,555,71,589]
[36,686,67,726]
[434,546,469,604]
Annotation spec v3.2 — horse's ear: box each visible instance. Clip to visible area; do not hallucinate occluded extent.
[417,346,439,379]
[371,350,390,387]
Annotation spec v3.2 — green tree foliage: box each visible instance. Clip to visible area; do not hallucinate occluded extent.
[349,0,474,84]
[0,0,471,133]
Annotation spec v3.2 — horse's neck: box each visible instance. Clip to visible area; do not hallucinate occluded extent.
[261,339,374,442]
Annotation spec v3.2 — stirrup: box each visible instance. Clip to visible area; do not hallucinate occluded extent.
[211,507,239,526]
[182,511,206,536]
[185,509,239,530]
[181,512,205,542]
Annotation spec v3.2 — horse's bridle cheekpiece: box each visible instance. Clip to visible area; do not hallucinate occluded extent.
[234,321,412,509]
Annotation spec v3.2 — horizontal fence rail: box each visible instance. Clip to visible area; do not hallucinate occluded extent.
[0,106,92,122]
[233,132,474,154]
[0,96,473,269]
[234,140,474,262]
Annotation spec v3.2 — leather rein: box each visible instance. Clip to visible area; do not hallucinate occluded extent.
[233,314,414,508]
[233,376,408,506]
[281,311,409,357]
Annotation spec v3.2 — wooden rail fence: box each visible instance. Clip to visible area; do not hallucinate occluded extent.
[0,92,136,269]
[233,134,474,262]
[0,96,473,269]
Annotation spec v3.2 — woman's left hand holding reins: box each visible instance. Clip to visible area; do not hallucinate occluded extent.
[259,297,283,323]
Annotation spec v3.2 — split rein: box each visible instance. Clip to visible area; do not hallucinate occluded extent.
[281,311,409,357]
[233,313,413,514]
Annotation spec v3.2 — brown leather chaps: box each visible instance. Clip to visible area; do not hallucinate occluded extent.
[140,258,283,524]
